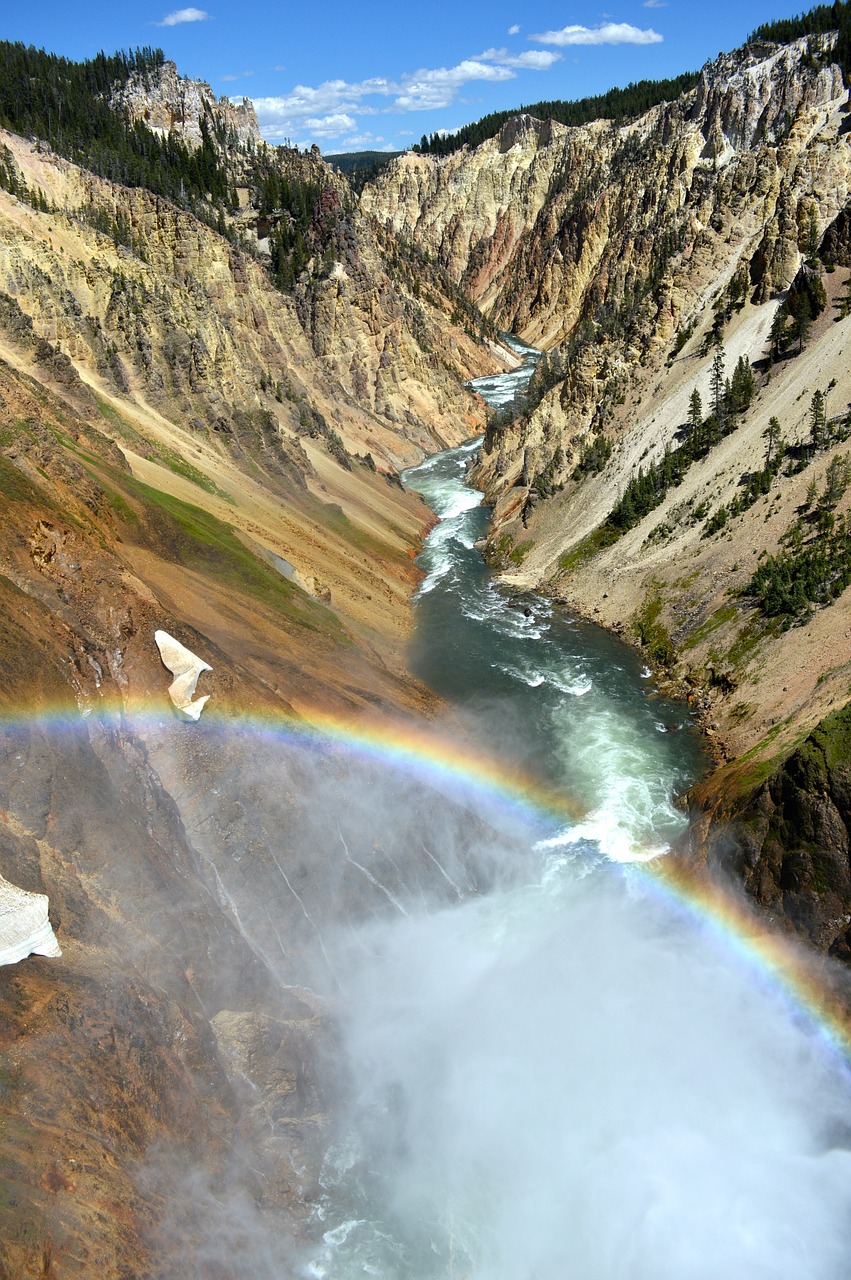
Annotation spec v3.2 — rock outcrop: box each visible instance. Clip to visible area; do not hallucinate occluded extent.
[112,58,261,151]
[0,128,492,477]
[687,704,851,960]
[155,630,212,719]
[366,35,850,490]
[0,876,61,965]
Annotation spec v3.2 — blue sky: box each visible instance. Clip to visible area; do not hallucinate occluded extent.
[5,2,826,151]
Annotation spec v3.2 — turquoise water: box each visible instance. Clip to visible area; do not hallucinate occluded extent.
[406,340,705,859]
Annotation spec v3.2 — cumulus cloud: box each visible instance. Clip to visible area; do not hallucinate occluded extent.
[342,133,390,148]
[393,59,515,111]
[530,21,663,46]
[303,112,358,137]
[155,7,210,25]
[508,23,521,35]
[477,47,562,70]
[252,44,561,142]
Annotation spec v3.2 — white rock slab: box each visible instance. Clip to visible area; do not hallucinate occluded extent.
[154,630,212,720]
[0,876,61,966]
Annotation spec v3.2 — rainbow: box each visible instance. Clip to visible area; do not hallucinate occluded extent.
[2,697,851,1065]
[636,856,851,1068]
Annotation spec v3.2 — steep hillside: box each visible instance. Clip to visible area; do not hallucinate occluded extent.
[0,51,511,1277]
[0,345,525,1274]
[0,55,509,674]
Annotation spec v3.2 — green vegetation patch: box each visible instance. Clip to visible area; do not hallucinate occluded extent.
[325,150,403,195]
[683,604,739,650]
[125,478,344,635]
[726,617,775,670]
[631,590,676,668]
[510,539,533,565]
[805,701,851,773]
[738,722,786,764]
[557,525,621,574]
[745,511,851,625]
[153,446,235,504]
[55,430,344,637]
[314,499,412,570]
[0,454,54,507]
[95,398,235,503]
[491,532,532,566]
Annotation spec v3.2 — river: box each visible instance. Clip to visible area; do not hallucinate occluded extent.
[305,341,851,1280]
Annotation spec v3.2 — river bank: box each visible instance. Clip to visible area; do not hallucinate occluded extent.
[470,336,851,966]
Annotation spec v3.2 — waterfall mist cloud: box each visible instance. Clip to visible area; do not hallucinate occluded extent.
[151,708,851,1280]
[39,703,851,1280]
[318,851,851,1279]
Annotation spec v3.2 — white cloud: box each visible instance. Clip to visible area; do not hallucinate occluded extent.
[530,21,663,46]
[303,113,357,138]
[252,42,561,142]
[478,47,561,70]
[508,23,520,35]
[393,60,516,111]
[342,132,386,147]
[220,70,253,82]
[155,7,210,26]
[642,0,667,7]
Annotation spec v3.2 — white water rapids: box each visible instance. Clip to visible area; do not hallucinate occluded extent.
[303,341,851,1279]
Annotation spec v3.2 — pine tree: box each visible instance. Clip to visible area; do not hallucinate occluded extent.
[687,387,703,440]
[793,293,812,352]
[769,304,789,361]
[763,416,782,468]
[810,389,828,451]
[805,206,820,268]
[823,454,851,506]
[710,347,726,424]
[729,355,755,413]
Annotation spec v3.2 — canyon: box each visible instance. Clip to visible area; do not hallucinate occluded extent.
[366,27,851,959]
[2,20,851,1275]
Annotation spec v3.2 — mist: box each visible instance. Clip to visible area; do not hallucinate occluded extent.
[71,702,851,1279]
[310,836,851,1279]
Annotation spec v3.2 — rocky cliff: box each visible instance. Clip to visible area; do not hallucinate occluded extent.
[112,58,261,151]
[365,37,847,348]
